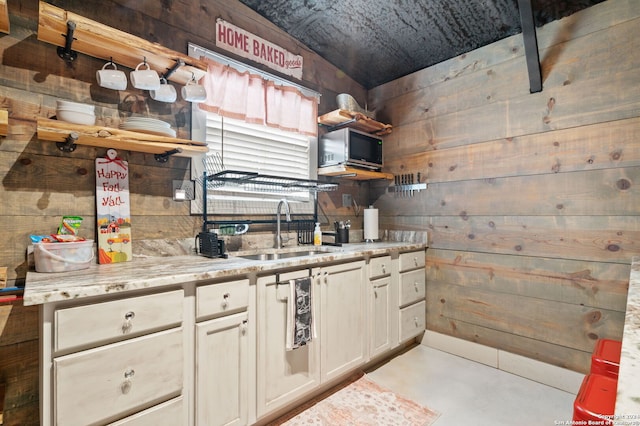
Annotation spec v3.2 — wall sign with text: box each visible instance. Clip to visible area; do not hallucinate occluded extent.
[216,18,303,80]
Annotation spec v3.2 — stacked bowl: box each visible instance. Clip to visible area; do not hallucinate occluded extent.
[56,100,96,125]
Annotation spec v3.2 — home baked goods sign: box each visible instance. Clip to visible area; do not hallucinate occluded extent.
[216,18,303,79]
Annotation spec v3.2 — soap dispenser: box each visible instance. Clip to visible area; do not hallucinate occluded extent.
[313,222,322,246]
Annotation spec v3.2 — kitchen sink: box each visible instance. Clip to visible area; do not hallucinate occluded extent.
[232,247,336,261]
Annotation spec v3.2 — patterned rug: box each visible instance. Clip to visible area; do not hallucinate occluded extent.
[272,373,440,425]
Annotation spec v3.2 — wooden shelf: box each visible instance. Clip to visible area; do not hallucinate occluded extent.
[317,165,393,181]
[0,109,7,136]
[37,1,207,85]
[0,0,9,34]
[318,109,392,135]
[37,118,208,158]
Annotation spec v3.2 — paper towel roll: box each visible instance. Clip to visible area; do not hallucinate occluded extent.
[364,207,379,241]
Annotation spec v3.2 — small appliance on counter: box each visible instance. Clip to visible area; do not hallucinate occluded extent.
[195,231,227,258]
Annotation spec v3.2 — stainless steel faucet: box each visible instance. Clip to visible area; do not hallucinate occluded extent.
[275,199,291,248]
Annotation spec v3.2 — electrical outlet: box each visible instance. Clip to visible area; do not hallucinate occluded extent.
[342,193,353,208]
[173,180,195,201]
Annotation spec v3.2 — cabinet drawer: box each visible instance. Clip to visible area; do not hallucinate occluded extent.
[197,278,250,319]
[54,328,183,426]
[108,397,184,426]
[399,251,425,272]
[55,289,184,352]
[399,301,426,342]
[369,255,391,279]
[399,269,426,307]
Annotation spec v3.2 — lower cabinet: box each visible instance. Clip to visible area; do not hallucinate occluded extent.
[398,250,427,343]
[370,275,392,358]
[319,260,367,382]
[195,278,251,426]
[41,290,186,426]
[195,311,249,426]
[368,255,394,359]
[40,247,424,426]
[255,259,367,421]
[256,269,320,418]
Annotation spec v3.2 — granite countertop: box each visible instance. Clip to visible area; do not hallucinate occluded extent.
[23,241,425,306]
[615,256,640,423]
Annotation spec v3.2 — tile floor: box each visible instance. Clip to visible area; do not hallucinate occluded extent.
[367,344,578,426]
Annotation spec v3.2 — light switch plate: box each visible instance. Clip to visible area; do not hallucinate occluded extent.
[173,180,195,201]
[342,193,352,208]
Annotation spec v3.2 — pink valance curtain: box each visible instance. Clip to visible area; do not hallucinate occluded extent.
[200,58,318,136]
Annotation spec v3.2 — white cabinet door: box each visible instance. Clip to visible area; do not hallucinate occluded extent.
[370,275,392,358]
[196,311,248,426]
[256,270,320,419]
[320,260,367,382]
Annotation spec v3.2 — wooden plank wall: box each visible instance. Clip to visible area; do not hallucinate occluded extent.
[0,1,364,423]
[369,0,640,374]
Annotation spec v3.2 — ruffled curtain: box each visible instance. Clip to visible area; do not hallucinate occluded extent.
[200,58,318,136]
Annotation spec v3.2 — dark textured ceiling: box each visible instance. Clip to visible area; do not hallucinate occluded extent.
[238,0,605,89]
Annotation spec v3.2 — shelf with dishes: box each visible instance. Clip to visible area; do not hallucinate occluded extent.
[37,118,208,160]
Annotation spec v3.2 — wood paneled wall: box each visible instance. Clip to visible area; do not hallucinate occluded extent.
[0,1,364,423]
[369,0,639,373]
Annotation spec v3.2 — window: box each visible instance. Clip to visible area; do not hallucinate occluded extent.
[188,43,319,216]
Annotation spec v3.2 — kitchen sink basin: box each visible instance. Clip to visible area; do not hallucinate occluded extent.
[232,248,335,261]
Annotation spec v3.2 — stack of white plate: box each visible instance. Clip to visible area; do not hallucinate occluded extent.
[56,100,96,126]
[119,117,176,137]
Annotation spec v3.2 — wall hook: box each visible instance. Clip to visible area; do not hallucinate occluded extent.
[154,147,182,163]
[58,21,78,63]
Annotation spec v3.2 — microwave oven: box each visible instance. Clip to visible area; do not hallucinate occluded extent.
[318,128,383,170]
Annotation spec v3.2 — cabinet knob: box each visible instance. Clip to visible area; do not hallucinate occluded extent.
[413,257,418,267]
[222,293,230,308]
[414,282,419,291]
[414,316,419,326]
[122,311,135,333]
[241,319,248,335]
[121,369,135,394]
[381,264,386,274]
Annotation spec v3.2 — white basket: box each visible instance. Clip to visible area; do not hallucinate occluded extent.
[34,240,95,273]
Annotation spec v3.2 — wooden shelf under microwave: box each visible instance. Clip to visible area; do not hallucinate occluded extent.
[37,1,207,85]
[37,118,208,158]
[317,165,393,181]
